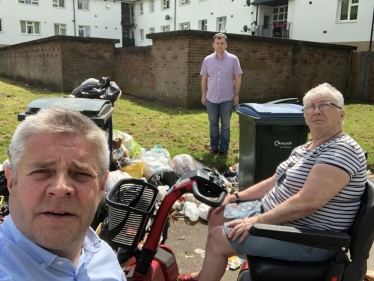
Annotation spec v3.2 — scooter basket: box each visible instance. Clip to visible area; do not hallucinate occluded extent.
[106,179,158,250]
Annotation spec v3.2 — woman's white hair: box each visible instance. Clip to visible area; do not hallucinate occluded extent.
[8,108,109,177]
[303,82,344,108]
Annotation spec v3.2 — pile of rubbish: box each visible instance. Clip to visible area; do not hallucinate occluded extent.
[105,130,239,223]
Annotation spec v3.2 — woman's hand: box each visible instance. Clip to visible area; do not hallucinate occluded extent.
[207,195,235,220]
[226,216,257,243]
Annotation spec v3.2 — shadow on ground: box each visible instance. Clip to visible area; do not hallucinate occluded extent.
[165,218,239,281]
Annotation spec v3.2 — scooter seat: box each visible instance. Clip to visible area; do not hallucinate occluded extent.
[247,256,329,281]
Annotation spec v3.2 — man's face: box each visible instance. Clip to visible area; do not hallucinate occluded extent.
[6,133,107,255]
[212,38,227,53]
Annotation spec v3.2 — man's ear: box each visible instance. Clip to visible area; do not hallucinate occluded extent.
[4,165,14,192]
[100,171,109,194]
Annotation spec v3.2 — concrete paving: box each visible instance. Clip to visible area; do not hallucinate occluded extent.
[165,217,374,281]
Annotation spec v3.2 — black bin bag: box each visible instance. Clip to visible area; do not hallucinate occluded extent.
[71,77,122,105]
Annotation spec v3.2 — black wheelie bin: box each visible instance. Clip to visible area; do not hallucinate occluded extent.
[235,103,308,191]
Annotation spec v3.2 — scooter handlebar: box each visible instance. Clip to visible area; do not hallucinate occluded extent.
[191,181,226,207]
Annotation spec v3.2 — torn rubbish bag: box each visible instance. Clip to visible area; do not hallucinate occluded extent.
[71,77,122,105]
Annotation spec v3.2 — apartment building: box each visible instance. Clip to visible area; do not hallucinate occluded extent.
[0,0,123,47]
[129,0,373,51]
[1,0,372,51]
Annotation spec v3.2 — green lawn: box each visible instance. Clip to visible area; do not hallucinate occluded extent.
[0,77,373,173]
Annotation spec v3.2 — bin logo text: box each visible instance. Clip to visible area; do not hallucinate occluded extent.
[274,140,292,149]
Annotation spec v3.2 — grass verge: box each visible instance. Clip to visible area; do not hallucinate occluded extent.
[0,77,373,173]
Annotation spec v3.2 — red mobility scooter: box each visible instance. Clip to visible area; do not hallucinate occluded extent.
[104,168,374,281]
[104,168,227,281]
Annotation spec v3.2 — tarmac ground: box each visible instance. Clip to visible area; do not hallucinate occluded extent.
[164,216,374,281]
[164,217,239,281]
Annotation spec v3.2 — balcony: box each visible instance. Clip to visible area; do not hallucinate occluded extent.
[256,22,290,39]
[121,21,135,28]
[122,38,135,47]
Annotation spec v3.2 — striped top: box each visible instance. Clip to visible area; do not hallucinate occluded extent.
[262,134,367,232]
[200,51,243,104]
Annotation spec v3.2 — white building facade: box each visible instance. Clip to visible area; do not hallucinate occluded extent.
[1,0,373,51]
[0,0,123,47]
[131,0,373,51]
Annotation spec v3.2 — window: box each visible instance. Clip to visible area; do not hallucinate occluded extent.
[19,0,38,4]
[199,19,207,31]
[149,27,155,33]
[272,5,288,24]
[78,0,89,10]
[139,29,144,41]
[150,0,155,13]
[0,19,2,32]
[53,0,64,8]
[162,25,170,32]
[54,24,66,35]
[139,3,143,15]
[78,25,90,37]
[217,17,226,32]
[20,21,40,34]
[339,0,359,21]
[162,0,170,10]
[180,22,190,30]
[181,0,190,5]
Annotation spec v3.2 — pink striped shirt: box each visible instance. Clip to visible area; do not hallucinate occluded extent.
[200,51,243,103]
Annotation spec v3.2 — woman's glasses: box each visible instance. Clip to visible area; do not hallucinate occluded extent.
[302,102,342,113]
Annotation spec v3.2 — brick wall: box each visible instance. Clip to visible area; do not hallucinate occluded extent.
[0,32,362,107]
[114,46,155,101]
[114,30,356,108]
[0,36,119,92]
[0,41,63,91]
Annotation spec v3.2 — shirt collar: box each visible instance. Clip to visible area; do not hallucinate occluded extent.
[214,50,227,60]
[2,216,101,270]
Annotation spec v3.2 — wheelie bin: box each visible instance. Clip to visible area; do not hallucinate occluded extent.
[235,103,308,191]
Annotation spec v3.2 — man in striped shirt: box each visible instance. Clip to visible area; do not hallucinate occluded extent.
[200,33,243,156]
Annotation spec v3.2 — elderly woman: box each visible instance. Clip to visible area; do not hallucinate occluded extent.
[178,82,367,281]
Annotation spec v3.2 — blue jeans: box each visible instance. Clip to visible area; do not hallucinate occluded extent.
[206,99,233,153]
[224,219,334,262]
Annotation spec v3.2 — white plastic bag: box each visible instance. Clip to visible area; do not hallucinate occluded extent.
[142,155,172,180]
[149,145,172,167]
[105,170,132,193]
[172,154,198,175]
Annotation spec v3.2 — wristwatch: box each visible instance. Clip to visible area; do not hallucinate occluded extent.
[233,191,240,203]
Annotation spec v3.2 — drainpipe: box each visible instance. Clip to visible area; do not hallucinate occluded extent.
[370,7,374,51]
[174,0,176,30]
[73,0,77,36]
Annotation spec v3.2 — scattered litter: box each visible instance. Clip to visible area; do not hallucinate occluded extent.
[194,248,205,258]
[226,256,246,271]
[366,270,374,281]
[185,255,194,258]
[194,249,205,254]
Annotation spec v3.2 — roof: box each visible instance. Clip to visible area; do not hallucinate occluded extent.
[251,0,289,6]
